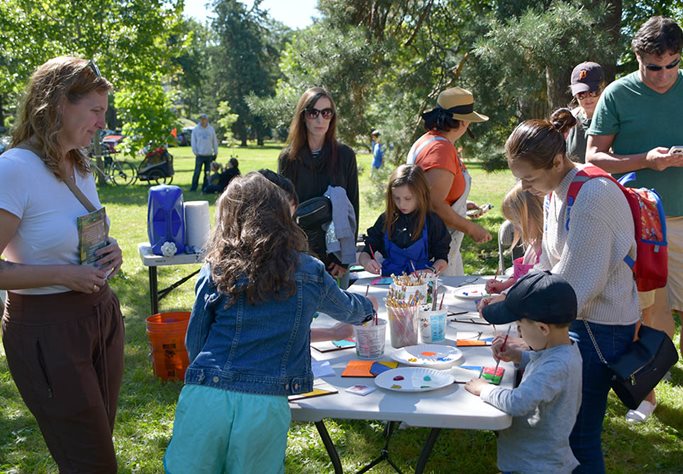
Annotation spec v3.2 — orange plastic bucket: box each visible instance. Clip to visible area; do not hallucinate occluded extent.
[146,312,191,381]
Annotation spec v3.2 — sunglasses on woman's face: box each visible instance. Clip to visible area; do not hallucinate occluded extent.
[304,108,334,120]
[644,57,680,71]
[575,90,600,100]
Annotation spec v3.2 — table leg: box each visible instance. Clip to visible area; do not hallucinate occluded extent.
[414,428,441,474]
[314,421,343,474]
[357,421,403,474]
[149,266,158,315]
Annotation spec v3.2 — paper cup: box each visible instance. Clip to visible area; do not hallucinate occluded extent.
[419,308,447,343]
[387,304,420,348]
[353,319,387,359]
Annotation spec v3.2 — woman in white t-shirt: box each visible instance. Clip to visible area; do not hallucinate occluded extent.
[0,57,124,473]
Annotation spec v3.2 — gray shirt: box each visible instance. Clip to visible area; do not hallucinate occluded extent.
[480,343,583,474]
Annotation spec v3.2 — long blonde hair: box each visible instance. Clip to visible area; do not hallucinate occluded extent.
[11,56,112,178]
[502,181,544,249]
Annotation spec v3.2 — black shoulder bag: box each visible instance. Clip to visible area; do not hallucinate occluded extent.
[584,320,678,409]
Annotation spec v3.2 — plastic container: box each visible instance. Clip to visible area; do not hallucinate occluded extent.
[148,185,185,256]
[146,312,191,381]
[387,303,419,348]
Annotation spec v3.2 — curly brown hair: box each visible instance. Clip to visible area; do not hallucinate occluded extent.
[11,56,112,178]
[204,172,309,305]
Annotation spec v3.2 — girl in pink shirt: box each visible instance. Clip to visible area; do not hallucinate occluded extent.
[486,182,543,294]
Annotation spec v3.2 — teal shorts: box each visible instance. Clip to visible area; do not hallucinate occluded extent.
[164,384,291,474]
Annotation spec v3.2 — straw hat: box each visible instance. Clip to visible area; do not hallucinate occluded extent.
[436,87,488,123]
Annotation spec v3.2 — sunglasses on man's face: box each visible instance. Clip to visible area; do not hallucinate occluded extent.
[644,57,680,71]
[575,90,600,100]
[304,108,334,120]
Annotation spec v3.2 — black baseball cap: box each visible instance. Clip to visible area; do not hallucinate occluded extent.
[570,62,604,95]
[482,271,577,325]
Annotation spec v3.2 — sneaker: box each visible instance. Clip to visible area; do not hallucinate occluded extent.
[625,400,656,423]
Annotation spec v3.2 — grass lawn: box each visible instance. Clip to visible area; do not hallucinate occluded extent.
[0,143,681,473]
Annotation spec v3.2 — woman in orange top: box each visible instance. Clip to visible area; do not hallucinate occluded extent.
[408,87,492,275]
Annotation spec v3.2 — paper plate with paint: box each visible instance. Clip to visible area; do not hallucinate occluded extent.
[374,367,454,393]
[452,284,489,300]
[391,344,463,369]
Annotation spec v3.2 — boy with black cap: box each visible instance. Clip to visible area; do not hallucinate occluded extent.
[466,270,583,474]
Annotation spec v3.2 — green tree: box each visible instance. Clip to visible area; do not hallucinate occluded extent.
[0,0,184,157]
[211,0,284,145]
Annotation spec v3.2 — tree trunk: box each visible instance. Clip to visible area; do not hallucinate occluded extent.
[546,65,572,111]
[600,0,622,82]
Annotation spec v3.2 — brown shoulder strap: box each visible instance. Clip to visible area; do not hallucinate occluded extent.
[63,176,98,213]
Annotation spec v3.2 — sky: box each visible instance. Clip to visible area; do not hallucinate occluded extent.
[183,0,320,29]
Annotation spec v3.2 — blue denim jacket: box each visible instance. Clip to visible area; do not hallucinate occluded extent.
[184,254,374,396]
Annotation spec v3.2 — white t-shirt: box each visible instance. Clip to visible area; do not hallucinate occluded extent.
[0,148,103,294]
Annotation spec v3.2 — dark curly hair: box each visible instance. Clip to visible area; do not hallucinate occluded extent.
[421,107,463,132]
[632,16,683,57]
[205,172,308,305]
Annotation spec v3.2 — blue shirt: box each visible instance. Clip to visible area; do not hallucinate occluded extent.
[184,254,374,396]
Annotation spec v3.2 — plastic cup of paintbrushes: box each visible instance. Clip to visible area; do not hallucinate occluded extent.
[353,319,387,359]
[386,301,420,348]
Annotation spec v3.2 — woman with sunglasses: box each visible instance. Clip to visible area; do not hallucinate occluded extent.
[278,87,359,285]
[0,57,124,472]
[566,62,605,163]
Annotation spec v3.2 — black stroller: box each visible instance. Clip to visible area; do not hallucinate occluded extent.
[137,147,174,185]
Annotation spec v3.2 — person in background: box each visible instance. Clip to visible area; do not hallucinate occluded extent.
[485,181,544,294]
[408,87,492,276]
[0,56,124,473]
[359,164,451,275]
[190,113,218,192]
[370,129,384,176]
[586,15,683,423]
[467,271,582,474]
[278,87,360,286]
[164,173,376,473]
[566,62,605,163]
[203,157,240,194]
[503,110,639,473]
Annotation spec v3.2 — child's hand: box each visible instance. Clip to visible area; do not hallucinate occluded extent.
[465,377,489,396]
[432,259,448,274]
[485,278,513,294]
[364,259,381,274]
[477,293,506,315]
[492,335,526,364]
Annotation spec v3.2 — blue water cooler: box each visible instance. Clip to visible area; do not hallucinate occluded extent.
[148,185,185,255]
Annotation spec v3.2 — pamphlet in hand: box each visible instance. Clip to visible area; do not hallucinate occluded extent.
[77,207,109,266]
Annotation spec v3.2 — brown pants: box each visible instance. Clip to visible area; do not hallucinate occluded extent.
[2,285,124,473]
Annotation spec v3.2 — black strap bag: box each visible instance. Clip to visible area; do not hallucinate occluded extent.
[584,321,679,409]
[296,196,332,231]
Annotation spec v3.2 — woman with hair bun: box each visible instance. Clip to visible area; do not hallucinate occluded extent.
[496,110,640,473]
[408,87,492,276]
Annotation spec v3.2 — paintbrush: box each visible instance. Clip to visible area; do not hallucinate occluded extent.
[492,326,512,377]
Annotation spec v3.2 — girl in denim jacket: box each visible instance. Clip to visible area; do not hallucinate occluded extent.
[164,173,376,474]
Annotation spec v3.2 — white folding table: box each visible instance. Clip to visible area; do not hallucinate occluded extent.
[292,275,514,473]
[138,243,204,314]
